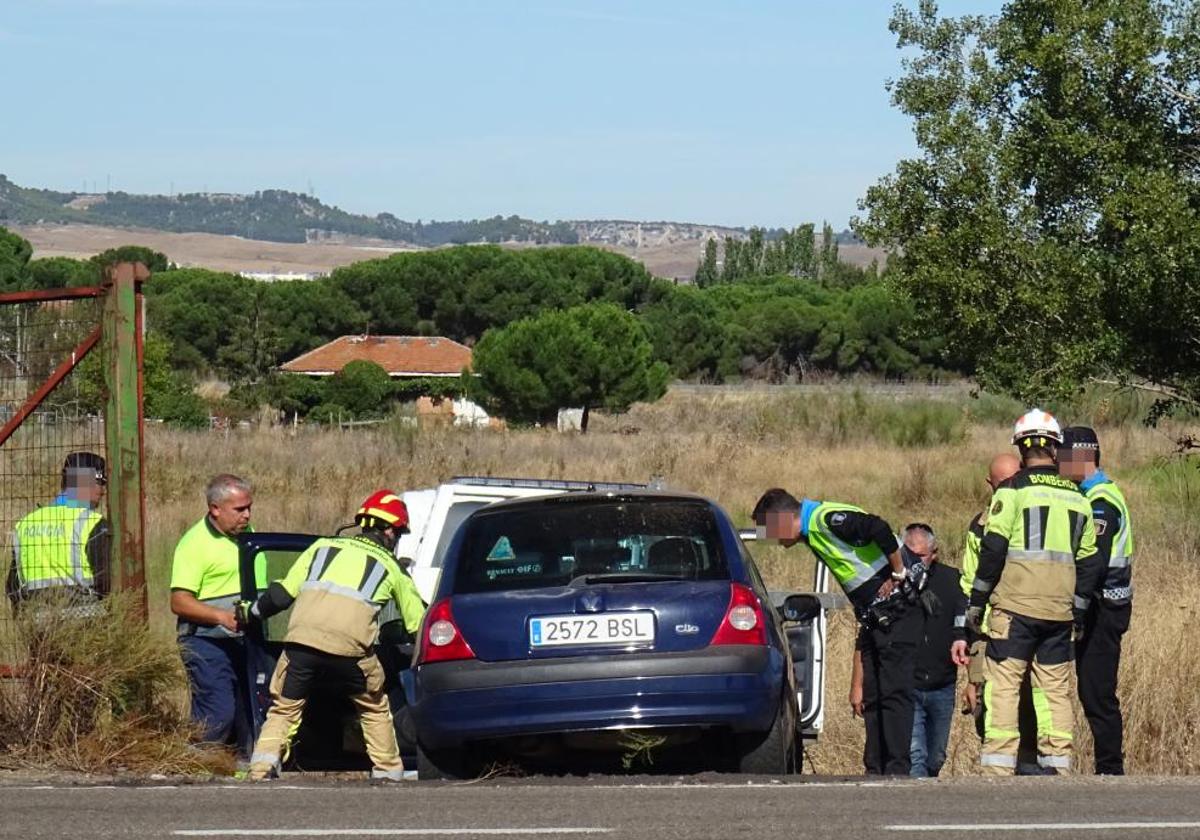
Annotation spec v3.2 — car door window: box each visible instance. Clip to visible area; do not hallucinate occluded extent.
[252,548,308,642]
[430,501,493,568]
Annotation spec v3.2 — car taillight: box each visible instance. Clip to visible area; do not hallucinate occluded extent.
[415,598,476,665]
[710,583,767,646]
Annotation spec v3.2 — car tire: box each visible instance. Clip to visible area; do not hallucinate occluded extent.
[736,698,796,775]
[394,706,418,756]
[417,744,468,780]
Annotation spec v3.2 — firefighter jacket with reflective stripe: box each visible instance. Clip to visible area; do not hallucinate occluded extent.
[12,499,103,593]
[171,516,249,638]
[801,499,897,604]
[1080,471,1135,605]
[969,466,1101,623]
[277,534,426,658]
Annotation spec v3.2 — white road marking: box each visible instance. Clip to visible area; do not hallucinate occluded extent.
[886,823,1200,832]
[174,830,611,837]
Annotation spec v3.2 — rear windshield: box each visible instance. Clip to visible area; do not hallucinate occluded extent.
[453,500,729,594]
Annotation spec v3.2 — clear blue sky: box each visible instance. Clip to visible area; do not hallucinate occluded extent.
[1,1,1000,228]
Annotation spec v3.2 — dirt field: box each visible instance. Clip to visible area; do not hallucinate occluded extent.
[11,223,419,277]
[12,223,887,280]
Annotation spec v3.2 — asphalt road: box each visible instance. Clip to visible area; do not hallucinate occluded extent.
[6,775,1200,839]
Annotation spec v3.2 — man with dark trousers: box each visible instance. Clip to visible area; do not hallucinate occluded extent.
[1059,426,1135,775]
[754,487,917,775]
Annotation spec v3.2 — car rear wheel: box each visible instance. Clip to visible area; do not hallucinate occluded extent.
[735,698,797,775]
[417,744,470,780]
[393,706,418,756]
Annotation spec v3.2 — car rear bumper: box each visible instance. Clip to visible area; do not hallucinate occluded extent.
[411,645,783,749]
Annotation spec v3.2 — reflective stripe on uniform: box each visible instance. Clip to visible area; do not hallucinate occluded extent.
[980,753,1017,768]
[299,579,382,608]
[804,502,890,594]
[1039,754,1070,769]
[307,546,337,582]
[69,507,93,584]
[1104,586,1133,601]
[250,752,282,770]
[177,594,242,636]
[1073,595,1089,610]
[1026,510,1043,552]
[359,560,389,603]
[1005,549,1076,564]
[972,577,994,593]
[20,577,94,591]
[1107,555,1131,569]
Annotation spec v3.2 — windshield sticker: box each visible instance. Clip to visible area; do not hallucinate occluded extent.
[487,536,517,562]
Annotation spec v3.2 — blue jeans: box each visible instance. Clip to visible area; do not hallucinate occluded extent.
[910,681,956,777]
[180,635,251,755]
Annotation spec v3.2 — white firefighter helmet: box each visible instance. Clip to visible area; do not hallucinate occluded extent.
[1011,407,1063,448]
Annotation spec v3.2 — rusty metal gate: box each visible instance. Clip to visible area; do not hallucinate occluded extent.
[0,262,148,666]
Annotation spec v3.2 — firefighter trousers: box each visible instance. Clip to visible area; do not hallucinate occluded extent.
[970,638,1040,772]
[248,643,404,780]
[980,610,1074,775]
[1076,601,1131,775]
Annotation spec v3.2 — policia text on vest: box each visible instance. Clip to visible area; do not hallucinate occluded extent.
[10,500,108,601]
[8,452,111,608]
[969,466,1103,774]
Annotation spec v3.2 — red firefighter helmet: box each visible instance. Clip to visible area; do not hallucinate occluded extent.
[355,490,410,532]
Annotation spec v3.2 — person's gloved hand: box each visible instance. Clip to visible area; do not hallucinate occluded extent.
[965,605,985,636]
[234,600,257,630]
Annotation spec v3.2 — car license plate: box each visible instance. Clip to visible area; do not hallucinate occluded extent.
[530,612,654,647]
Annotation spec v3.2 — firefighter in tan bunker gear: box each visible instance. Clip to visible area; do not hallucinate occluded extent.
[964,409,1103,775]
[244,490,426,781]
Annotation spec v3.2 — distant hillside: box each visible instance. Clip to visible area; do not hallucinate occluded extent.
[0,175,578,246]
[0,174,866,257]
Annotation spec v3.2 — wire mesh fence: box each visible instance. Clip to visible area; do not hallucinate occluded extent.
[0,294,106,666]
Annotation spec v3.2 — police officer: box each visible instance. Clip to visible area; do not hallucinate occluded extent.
[966,409,1103,774]
[170,473,254,752]
[952,452,1045,775]
[8,452,110,613]
[753,487,916,775]
[243,490,426,781]
[1059,426,1134,775]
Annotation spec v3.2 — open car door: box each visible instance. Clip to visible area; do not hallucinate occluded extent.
[739,529,837,740]
[237,532,420,769]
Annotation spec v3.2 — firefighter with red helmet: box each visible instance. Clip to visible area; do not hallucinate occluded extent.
[244,490,426,781]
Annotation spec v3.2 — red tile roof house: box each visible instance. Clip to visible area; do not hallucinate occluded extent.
[279,335,495,427]
[279,335,473,378]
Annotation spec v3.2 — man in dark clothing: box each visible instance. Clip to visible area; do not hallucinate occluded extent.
[754,488,917,775]
[852,524,964,776]
[901,524,965,776]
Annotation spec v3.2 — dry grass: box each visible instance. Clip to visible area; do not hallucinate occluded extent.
[139,388,1199,776]
[0,590,234,775]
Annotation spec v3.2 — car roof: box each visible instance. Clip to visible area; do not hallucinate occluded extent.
[472,489,714,513]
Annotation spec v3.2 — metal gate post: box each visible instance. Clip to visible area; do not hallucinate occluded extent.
[102,262,149,609]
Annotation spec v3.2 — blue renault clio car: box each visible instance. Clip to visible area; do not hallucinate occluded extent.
[408,491,803,778]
